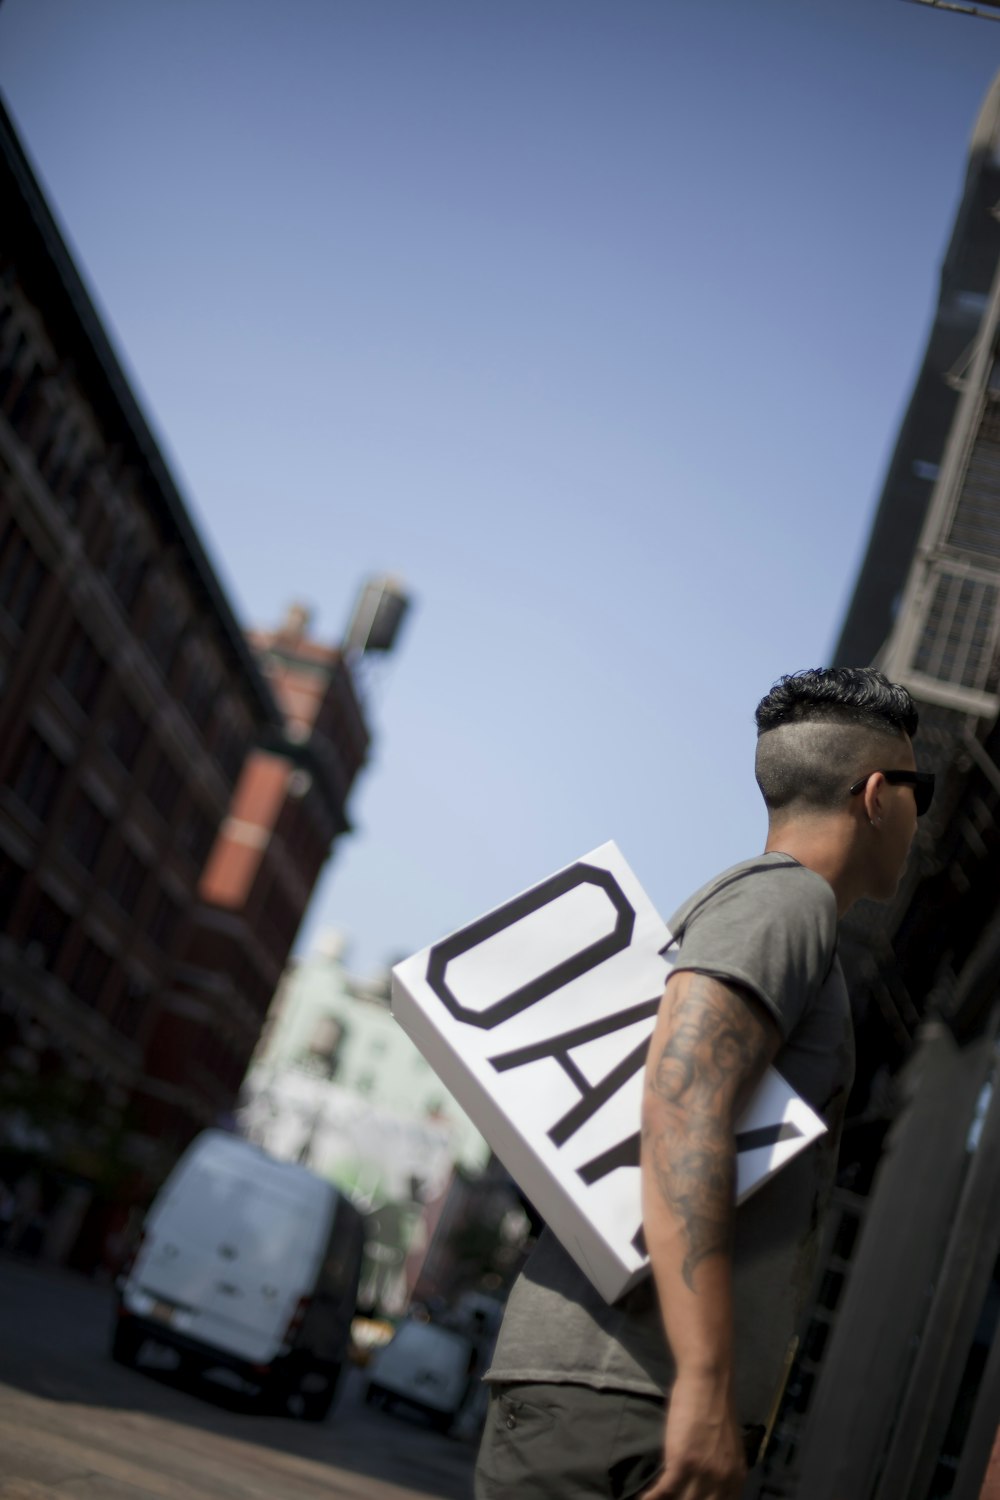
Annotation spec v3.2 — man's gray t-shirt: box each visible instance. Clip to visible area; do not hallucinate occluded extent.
[485,853,855,1427]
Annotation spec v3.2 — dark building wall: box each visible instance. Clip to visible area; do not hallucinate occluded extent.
[835,75,1000,668]
[0,98,282,1252]
[0,98,384,1271]
[754,73,1000,1500]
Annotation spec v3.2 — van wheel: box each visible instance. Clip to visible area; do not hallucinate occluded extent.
[111,1318,141,1367]
[298,1376,336,1423]
[260,1372,291,1416]
[172,1351,200,1386]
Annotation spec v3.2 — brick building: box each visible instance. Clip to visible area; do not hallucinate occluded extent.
[0,98,394,1265]
[0,97,285,1255]
[147,606,373,1156]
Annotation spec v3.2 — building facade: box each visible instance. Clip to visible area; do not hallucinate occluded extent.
[749,73,1000,1500]
[837,74,1000,669]
[0,99,388,1269]
[0,98,287,1263]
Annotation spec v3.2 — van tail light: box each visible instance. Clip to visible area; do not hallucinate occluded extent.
[284,1295,311,1343]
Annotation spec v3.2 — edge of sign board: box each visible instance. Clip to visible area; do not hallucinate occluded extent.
[391,969,642,1303]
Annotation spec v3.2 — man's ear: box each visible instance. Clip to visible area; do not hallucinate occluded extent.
[864,771,885,827]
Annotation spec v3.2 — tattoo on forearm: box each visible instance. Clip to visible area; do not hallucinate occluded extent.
[644,976,771,1291]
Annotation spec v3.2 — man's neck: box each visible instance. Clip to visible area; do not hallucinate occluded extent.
[763,820,859,917]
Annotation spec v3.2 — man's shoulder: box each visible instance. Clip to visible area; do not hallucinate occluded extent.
[667,853,835,940]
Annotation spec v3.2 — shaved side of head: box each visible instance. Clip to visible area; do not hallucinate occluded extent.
[755,719,911,819]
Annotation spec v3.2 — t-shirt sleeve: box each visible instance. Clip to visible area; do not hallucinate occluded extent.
[667,866,839,1040]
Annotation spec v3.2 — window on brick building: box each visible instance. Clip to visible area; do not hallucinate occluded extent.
[71,936,113,1009]
[9,729,64,822]
[0,850,26,923]
[37,419,84,515]
[104,693,146,771]
[0,522,45,630]
[238,952,268,1016]
[55,631,104,714]
[143,594,184,680]
[145,750,182,820]
[107,975,148,1041]
[147,889,180,951]
[212,714,249,786]
[65,794,109,872]
[105,528,147,615]
[178,803,215,866]
[83,497,111,571]
[58,454,92,524]
[23,890,71,968]
[259,877,300,957]
[7,358,46,444]
[188,669,215,729]
[46,449,81,515]
[106,843,146,916]
[0,328,29,412]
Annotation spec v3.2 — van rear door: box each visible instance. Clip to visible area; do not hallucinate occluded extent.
[134,1148,332,1363]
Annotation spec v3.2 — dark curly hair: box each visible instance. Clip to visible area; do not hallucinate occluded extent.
[755,667,918,739]
[754,668,919,816]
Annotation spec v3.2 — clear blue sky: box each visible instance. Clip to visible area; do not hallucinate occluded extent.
[2,0,998,974]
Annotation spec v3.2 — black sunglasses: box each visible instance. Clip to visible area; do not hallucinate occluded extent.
[848,769,935,817]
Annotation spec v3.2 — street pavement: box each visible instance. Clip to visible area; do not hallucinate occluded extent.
[0,1257,478,1500]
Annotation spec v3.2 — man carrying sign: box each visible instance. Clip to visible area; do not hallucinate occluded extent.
[475,667,930,1500]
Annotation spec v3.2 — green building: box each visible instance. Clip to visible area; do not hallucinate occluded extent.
[239,932,488,1312]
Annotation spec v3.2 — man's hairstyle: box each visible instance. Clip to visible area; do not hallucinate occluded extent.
[754,667,919,817]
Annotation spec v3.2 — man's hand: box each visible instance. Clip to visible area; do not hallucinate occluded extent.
[639,1371,746,1500]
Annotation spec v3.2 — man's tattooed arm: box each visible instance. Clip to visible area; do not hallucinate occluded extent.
[638,970,786,1500]
[641,972,780,1291]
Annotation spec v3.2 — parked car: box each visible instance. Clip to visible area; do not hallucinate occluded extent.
[112,1131,364,1421]
[364,1318,478,1432]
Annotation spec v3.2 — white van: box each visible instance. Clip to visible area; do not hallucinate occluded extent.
[364,1319,477,1432]
[112,1131,364,1421]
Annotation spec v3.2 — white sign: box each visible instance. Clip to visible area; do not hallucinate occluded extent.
[391,842,826,1303]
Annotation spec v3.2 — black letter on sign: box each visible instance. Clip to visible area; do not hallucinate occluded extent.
[734,1121,803,1154]
[424,863,635,1031]
[577,1131,641,1187]
[489,996,661,1146]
